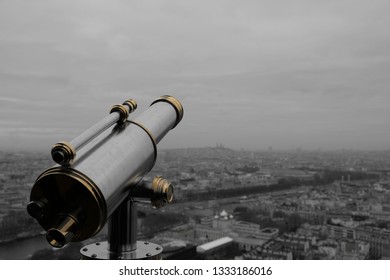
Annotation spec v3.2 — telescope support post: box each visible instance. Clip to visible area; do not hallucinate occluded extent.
[80,195,162,260]
[108,198,138,253]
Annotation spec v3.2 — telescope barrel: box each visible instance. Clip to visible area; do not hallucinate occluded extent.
[28,95,183,248]
[51,99,137,165]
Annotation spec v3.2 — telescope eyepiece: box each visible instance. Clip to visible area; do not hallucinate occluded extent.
[46,214,79,248]
[47,228,72,248]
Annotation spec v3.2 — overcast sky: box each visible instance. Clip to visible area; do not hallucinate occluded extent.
[0,0,389,152]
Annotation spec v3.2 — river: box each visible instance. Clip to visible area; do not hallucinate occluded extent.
[0,234,51,260]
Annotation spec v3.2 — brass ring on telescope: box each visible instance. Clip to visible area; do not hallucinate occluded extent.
[126,120,158,171]
[51,141,76,166]
[122,99,137,114]
[151,176,174,208]
[110,104,129,123]
[150,95,184,129]
[32,166,107,242]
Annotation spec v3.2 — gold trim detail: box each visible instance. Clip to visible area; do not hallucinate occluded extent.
[31,167,107,244]
[122,99,137,114]
[110,104,129,123]
[126,120,158,170]
[151,176,173,208]
[150,95,184,129]
[51,141,76,166]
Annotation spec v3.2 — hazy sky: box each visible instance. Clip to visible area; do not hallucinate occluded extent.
[1,0,389,151]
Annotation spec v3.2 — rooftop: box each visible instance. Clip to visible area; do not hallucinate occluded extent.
[196,236,233,254]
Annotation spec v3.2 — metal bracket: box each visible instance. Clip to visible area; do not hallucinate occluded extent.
[80,176,172,260]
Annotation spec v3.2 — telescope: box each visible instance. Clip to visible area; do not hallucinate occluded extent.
[27,95,183,259]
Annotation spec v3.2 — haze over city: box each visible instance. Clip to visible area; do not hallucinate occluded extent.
[1,0,389,151]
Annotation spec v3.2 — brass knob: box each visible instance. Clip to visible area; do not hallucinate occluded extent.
[151,176,174,208]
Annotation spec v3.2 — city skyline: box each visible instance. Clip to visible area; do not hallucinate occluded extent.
[1,145,390,260]
[1,0,390,151]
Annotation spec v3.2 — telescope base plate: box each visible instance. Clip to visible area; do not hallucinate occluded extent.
[80,241,162,260]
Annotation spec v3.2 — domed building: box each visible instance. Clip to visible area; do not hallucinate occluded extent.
[196,209,279,251]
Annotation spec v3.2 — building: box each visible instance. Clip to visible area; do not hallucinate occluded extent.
[242,247,293,260]
[355,226,390,259]
[235,228,279,251]
[273,234,311,259]
[231,221,260,235]
[337,240,370,260]
[326,224,356,240]
[195,210,279,253]
[196,236,237,259]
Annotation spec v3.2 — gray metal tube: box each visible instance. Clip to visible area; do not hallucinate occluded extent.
[51,99,137,165]
[108,199,138,253]
[72,119,156,217]
[71,96,182,217]
[70,112,120,151]
[28,95,183,246]
[135,102,177,143]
